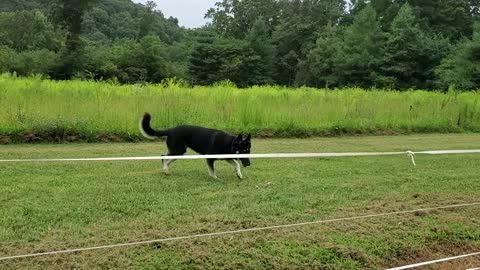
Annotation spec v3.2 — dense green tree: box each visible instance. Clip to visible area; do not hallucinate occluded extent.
[303,23,344,88]
[52,0,97,79]
[349,0,478,40]
[188,31,268,87]
[346,0,400,27]
[0,46,14,73]
[0,0,185,82]
[1,0,184,43]
[138,1,160,39]
[166,40,194,81]
[0,0,46,13]
[245,17,275,85]
[213,38,257,87]
[95,0,182,44]
[340,5,385,88]
[188,31,218,85]
[16,50,59,76]
[272,0,346,86]
[413,0,474,40]
[81,41,117,80]
[0,46,58,76]
[471,0,480,16]
[82,8,137,42]
[436,23,480,89]
[382,3,450,89]
[138,35,171,82]
[0,10,62,51]
[382,3,422,85]
[111,39,148,82]
[111,35,170,83]
[205,0,279,39]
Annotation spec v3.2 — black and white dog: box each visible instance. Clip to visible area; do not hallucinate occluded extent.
[139,113,251,179]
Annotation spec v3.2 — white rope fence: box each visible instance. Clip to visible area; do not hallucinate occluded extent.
[1,149,479,264]
[0,202,479,261]
[1,149,480,166]
[386,251,480,270]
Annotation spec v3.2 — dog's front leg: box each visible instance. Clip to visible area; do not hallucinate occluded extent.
[163,159,176,175]
[227,160,243,179]
[206,159,218,179]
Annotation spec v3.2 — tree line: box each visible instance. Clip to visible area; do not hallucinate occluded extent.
[0,0,479,90]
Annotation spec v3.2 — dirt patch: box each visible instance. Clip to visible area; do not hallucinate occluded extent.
[384,242,480,269]
[0,135,12,144]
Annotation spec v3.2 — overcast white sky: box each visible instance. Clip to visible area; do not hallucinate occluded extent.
[133,0,218,28]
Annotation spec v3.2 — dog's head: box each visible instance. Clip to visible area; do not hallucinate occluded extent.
[233,134,251,167]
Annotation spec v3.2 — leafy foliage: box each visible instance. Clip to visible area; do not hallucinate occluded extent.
[382,3,450,89]
[0,0,479,89]
[436,23,480,89]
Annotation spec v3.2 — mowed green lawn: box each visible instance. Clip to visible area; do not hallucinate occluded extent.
[1,134,480,269]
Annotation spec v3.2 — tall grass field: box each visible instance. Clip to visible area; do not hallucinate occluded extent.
[0,74,479,143]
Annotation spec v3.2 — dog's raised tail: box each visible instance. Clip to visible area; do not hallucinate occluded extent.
[139,113,168,139]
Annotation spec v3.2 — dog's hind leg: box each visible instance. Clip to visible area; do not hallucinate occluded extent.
[163,139,186,175]
[206,159,218,179]
[227,159,243,179]
[161,150,175,175]
[161,151,169,174]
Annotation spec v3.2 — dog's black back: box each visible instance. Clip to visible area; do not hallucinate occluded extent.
[163,125,236,155]
[140,113,251,166]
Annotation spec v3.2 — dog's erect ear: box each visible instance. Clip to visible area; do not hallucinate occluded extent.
[236,134,243,142]
[245,134,251,142]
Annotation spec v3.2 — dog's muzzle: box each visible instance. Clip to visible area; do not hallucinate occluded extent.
[240,158,250,167]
